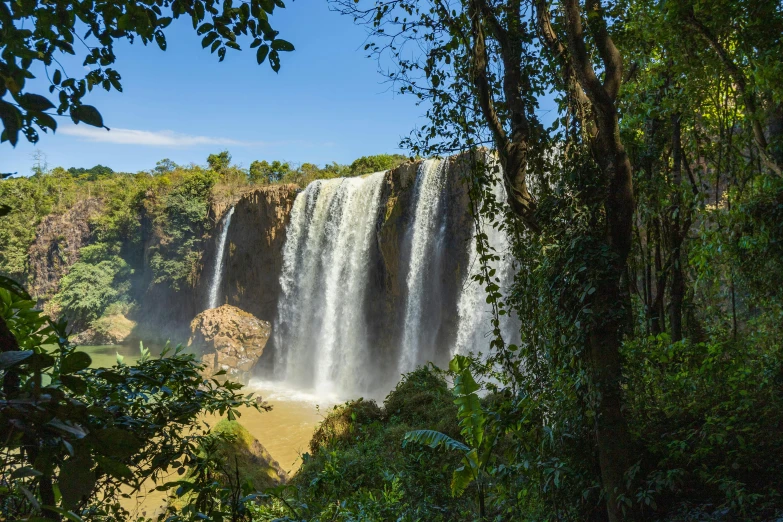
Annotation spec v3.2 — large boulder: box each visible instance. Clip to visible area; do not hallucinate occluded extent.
[188,304,270,382]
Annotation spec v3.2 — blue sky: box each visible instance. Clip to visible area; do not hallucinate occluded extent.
[1,3,426,176]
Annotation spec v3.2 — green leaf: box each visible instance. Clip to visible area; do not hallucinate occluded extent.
[201,31,219,48]
[70,105,104,128]
[0,100,21,146]
[260,0,275,13]
[0,275,31,299]
[256,44,270,64]
[22,93,55,112]
[0,350,34,369]
[61,351,92,374]
[93,428,143,459]
[403,429,470,453]
[451,453,478,497]
[60,374,87,394]
[95,455,133,481]
[42,507,85,522]
[27,352,56,371]
[58,455,95,510]
[46,419,88,439]
[269,50,280,72]
[271,39,294,52]
[11,466,42,479]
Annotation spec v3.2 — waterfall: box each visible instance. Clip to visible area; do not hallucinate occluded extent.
[454,164,521,357]
[398,159,448,374]
[274,173,385,397]
[271,157,521,399]
[207,206,234,310]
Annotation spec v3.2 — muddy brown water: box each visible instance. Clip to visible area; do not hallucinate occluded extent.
[77,344,329,517]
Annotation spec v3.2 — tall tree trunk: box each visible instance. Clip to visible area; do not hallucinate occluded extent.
[651,219,667,336]
[560,2,636,519]
[669,113,686,342]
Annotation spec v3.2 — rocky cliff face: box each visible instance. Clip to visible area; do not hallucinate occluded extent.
[218,185,299,322]
[365,156,475,371]
[27,198,103,303]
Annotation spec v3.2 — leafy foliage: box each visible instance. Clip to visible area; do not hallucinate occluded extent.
[0,0,292,146]
[0,278,268,521]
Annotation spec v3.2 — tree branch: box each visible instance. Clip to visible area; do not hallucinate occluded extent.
[684,9,782,176]
[585,0,622,100]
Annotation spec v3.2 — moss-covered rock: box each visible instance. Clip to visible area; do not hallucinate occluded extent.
[209,420,287,490]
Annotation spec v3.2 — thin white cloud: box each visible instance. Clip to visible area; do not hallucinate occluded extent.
[59,125,264,147]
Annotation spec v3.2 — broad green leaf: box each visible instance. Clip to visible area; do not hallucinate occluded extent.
[42,506,85,522]
[93,428,143,459]
[59,374,87,394]
[59,456,96,509]
[256,44,270,64]
[0,350,33,369]
[403,429,470,453]
[46,419,88,439]
[21,93,55,112]
[61,351,92,374]
[451,451,479,497]
[70,105,104,128]
[271,39,294,52]
[10,466,42,479]
[95,455,133,480]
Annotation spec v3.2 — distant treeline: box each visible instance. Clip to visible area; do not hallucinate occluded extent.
[0,151,408,333]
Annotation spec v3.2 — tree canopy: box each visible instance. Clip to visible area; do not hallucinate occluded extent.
[0,0,294,146]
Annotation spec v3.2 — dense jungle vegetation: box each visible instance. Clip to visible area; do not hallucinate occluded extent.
[0,152,407,331]
[2,0,783,521]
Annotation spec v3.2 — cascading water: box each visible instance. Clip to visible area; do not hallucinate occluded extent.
[207,206,235,310]
[398,159,448,374]
[274,173,385,397]
[454,173,521,357]
[271,157,521,399]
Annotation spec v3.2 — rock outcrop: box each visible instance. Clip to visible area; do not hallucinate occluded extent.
[221,184,299,321]
[209,420,288,487]
[27,198,103,302]
[188,304,271,382]
[72,313,137,345]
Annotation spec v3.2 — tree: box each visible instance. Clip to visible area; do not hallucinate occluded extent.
[403,355,498,520]
[347,153,408,175]
[334,1,636,518]
[207,150,233,173]
[155,158,179,175]
[0,280,267,521]
[248,159,291,184]
[0,0,294,147]
[67,164,114,180]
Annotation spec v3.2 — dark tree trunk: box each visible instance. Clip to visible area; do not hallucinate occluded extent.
[0,315,21,398]
[560,2,636,519]
[669,114,686,342]
[651,220,667,336]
